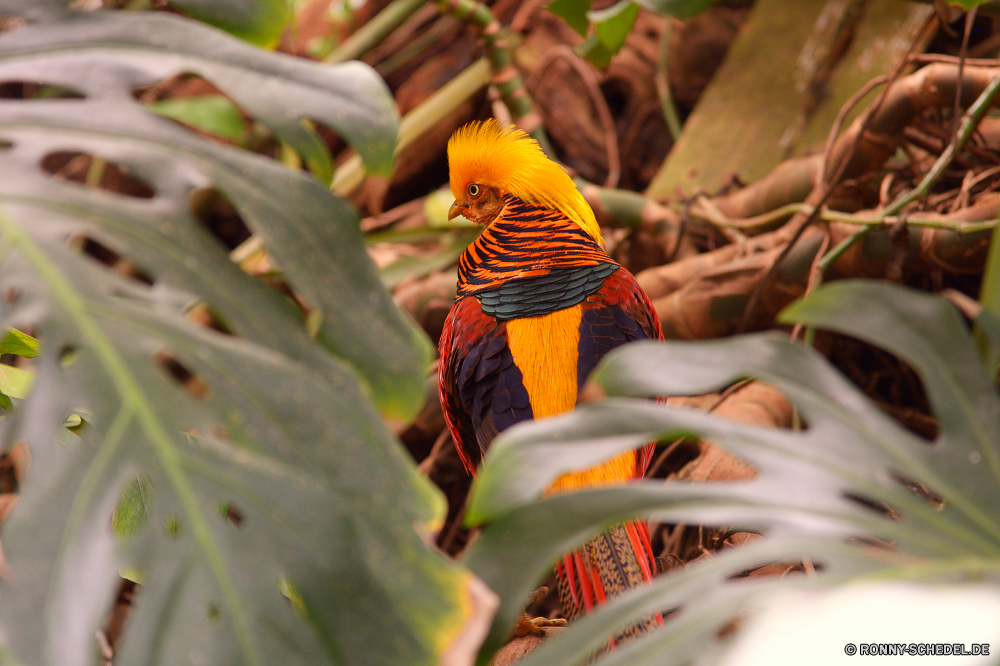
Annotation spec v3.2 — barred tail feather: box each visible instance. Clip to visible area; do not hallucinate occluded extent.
[555,519,662,647]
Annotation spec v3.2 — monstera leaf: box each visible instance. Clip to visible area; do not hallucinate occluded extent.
[0,3,483,666]
[1,0,424,418]
[464,280,1000,664]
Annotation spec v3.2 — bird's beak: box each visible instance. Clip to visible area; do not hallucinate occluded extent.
[448,202,464,220]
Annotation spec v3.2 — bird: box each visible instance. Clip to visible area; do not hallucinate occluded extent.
[438,119,663,644]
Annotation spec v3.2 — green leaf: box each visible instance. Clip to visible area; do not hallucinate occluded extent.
[169,0,292,48]
[464,280,1000,664]
[0,364,34,400]
[146,94,246,143]
[588,0,640,55]
[631,0,717,18]
[112,476,153,539]
[575,34,614,69]
[0,392,11,411]
[947,0,995,10]
[0,4,478,666]
[0,327,39,358]
[293,118,334,186]
[550,0,643,56]
[548,0,592,36]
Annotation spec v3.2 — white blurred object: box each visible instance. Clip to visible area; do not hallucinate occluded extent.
[718,582,1000,666]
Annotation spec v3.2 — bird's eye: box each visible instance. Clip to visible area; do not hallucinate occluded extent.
[468,183,481,197]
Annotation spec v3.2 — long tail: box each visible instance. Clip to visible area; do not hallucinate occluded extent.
[555,520,661,644]
[547,449,662,647]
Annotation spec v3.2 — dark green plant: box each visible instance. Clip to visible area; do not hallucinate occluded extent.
[463,279,1000,664]
[0,2,482,665]
[547,0,719,68]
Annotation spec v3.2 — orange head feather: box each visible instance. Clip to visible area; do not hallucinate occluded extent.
[447,119,602,242]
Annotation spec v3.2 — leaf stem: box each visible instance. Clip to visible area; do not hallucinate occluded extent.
[84,156,106,188]
[689,199,997,236]
[325,0,428,64]
[655,20,682,142]
[816,225,867,272]
[376,14,458,77]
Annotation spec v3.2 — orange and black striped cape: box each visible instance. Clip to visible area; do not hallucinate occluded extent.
[439,194,663,630]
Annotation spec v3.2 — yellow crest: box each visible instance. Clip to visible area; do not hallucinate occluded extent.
[447,120,602,242]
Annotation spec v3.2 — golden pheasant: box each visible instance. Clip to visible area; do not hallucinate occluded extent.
[438,120,663,643]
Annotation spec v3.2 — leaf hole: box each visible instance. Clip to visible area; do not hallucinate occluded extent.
[185,302,235,336]
[822,332,938,442]
[135,73,257,147]
[892,472,945,510]
[278,577,308,617]
[310,119,347,156]
[0,81,85,100]
[59,345,79,368]
[42,151,155,199]
[645,437,701,480]
[75,236,156,286]
[842,492,901,521]
[0,452,20,494]
[206,603,220,621]
[154,351,210,399]
[729,559,827,581]
[103,578,137,658]
[524,574,562,622]
[165,515,181,539]
[188,187,252,251]
[219,501,244,527]
[64,413,87,434]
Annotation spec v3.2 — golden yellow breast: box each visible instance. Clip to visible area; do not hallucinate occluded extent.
[505,305,635,492]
